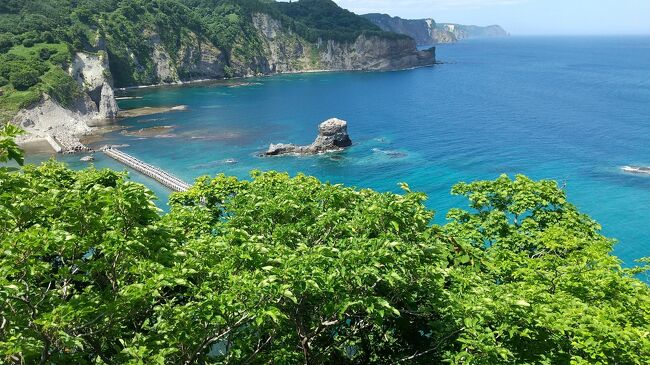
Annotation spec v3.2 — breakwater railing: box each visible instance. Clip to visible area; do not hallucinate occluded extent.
[102,147,191,192]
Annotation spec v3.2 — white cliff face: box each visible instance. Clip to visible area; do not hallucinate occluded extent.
[14,50,119,152]
[251,13,313,74]
[361,14,438,46]
[319,34,434,71]
[69,51,119,120]
[13,95,93,149]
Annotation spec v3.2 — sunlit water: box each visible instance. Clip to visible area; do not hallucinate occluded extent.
[28,36,650,266]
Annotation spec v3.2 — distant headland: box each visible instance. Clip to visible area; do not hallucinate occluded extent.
[362,13,508,47]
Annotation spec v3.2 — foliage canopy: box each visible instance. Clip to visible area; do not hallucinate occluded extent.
[1,140,650,364]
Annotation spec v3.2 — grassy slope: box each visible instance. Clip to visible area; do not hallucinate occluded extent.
[0,43,77,123]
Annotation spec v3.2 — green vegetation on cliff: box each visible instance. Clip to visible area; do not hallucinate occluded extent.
[0,0,407,91]
[2,133,650,364]
[0,43,78,123]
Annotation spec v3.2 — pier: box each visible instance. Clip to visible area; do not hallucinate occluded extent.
[102,147,192,192]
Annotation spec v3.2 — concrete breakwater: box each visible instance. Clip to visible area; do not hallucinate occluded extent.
[102,147,191,192]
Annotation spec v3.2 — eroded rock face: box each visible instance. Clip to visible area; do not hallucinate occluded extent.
[146,30,227,83]
[251,13,435,75]
[69,51,119,119]
[265,118,352,156]
[99,81,118,119]
[313,118,352,149]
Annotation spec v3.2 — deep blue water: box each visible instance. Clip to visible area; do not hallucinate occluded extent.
[29,36,650,266]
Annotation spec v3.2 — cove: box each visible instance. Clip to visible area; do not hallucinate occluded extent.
[29,36,650,267]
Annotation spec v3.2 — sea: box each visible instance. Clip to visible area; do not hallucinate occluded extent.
[27,36,650,266]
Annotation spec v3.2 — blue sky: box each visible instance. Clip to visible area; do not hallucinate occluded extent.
[331,0,650,35]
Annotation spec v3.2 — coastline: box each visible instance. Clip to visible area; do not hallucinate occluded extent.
[19,64,438,154]
[114,64,437,92]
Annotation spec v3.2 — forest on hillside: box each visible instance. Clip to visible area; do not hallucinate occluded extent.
[0,0,404,122]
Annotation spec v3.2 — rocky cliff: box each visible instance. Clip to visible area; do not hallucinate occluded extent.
[112,12,435,85]
[252,13,435,73]
[362,14,438,46]
[69,51,118,119]
[113,30,228,86]
[438,24,509,41]
[14,50,119,152]
[362,13,508,46]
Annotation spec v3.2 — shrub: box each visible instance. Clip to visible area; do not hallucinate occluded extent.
[21,38,34,47]
[9,67,40,90]
[0,32,13,53]
[38,47,51,61]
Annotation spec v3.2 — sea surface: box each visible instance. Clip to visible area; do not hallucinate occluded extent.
[29,36,650,266]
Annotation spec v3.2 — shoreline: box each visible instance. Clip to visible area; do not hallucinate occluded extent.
[21,64,438,154]
[114,64,437,92]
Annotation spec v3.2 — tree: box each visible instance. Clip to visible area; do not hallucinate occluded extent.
[443,175,650,364]
[0,124,24,165]
[1,129,649,364]
[0,33,13,53]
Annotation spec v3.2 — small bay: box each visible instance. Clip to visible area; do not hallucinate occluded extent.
[30,36,650,266]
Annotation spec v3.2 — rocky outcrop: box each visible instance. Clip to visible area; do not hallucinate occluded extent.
[265,118,352,156]
[622,166,650,175]
[14,50,120,152]
[13,95,94,152]
[148,31,227,83]
[362,13,507,46]
[362,14,438,46]
[252,13,435,73]
[69,52,118,119]
[438,24,508,41]
[99,81,118,119]
[432,29,457,44]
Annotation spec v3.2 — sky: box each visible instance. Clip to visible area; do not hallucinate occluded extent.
[330,0,650,35]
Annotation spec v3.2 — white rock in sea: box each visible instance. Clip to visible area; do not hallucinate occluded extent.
[622,166,650,175]
[80,155,95,162]
[265,118,352,156]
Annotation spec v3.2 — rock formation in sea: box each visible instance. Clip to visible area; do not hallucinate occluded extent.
[622,166,650,175]
[265,118,352,156]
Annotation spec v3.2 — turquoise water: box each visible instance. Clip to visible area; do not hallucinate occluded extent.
[30,36,650,266]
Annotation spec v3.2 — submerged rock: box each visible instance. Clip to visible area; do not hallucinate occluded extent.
[622,166,650,175]
[265,118,352,156]
[372,148,408,158]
